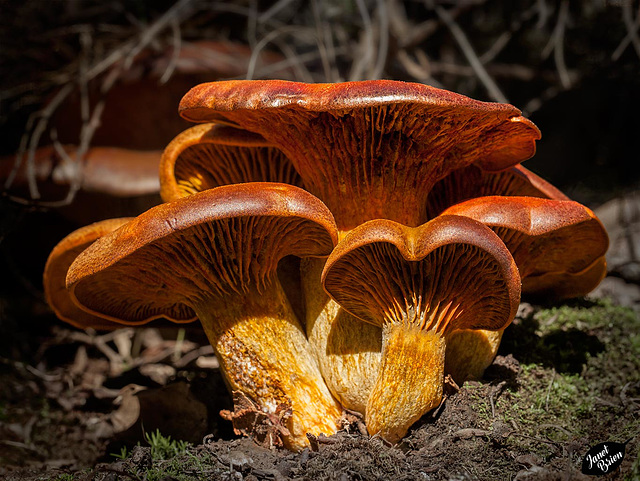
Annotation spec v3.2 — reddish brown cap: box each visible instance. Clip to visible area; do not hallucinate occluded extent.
[322,215,521,334]
[44,218,133,329]
[426,164,569,219]
[160,123,302,202]
[67,183,338,324]
[179,80,540,230]
[442,196,609,299]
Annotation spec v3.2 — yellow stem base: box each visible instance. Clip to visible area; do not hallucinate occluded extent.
[366,324,445,444]
[302,257,382,414]
[445,329,503,385]
[197,279,342,451]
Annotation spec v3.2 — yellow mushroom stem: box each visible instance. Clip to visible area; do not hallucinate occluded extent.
[366,323,445,444]
[195,277,342,451]
[444,329,504,385]
[302,257,382,415]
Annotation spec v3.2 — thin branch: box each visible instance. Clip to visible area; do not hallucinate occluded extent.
[612,0,640,61]
[541,0,571,89]
[554,0,571,89]
[373,0,389,79]
[246,25,314,79]
[159,18,182,84]
[311,0,333,81]
[122,0,196,70]
[273,38,315,82]
[349,0,376,81]
[432,4,508,103]
[258,0,297,24]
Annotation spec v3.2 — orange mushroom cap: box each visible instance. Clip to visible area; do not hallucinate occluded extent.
[2,146,161,198]
[67,183,337,324]
[43,218,133,330]
[426,164,569,219]
[442,196,609,299]
[160,123,302,202]
[322,216,520,333]
[179,80,541,231]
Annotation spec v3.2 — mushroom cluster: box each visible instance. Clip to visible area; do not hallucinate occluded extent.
[45,79,608,449]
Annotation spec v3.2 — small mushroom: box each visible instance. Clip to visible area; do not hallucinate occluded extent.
[422,164,569,384]
[159,123,302,202]
[66,182,342,451]
[178,79,540,414]
[441,195,609,384]
[321,215,520,443]
[425,164,569,219]
[43,218,133,330]
[1,146,161,198]
[441,196,609,299]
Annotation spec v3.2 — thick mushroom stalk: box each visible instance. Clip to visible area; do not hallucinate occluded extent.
[322,216,521,443]
[301,257,382,413]
[66,183,342,451]
[159,123,302,202]
[178,79,539,413]
[44,218,133,330]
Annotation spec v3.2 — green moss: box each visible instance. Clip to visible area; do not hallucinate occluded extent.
[491,298,640,464]
[625,443,640,481]
[505,365,594,439]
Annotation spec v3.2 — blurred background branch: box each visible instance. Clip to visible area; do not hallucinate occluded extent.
[1,0,639,209]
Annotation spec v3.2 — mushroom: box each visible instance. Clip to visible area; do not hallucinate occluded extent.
[179,79,540,231]
[321,215,521,443]
[425,164,569,219]
[65,182,342,451]
[441,195,609,384]
[441,196,609,299]
[420,165,568,383]
[1,145,161,198]
[43,218,133,330]
[177,79,540,414]
[160,123,302,202]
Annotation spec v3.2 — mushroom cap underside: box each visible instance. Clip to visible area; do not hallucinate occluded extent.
[426,164,569,219]
[44,218,134,329]
[321,215,521,334]
[67,182,337,324]
[160,123,302,202]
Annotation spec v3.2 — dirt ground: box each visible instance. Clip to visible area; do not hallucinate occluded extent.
[1,1,640,479]
[0,276,639,480]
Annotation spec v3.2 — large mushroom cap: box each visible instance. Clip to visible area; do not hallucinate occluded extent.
[441,196,609,299]
[44,218,133,330]
[160,123,302,202]
[322,215,520,333]
[179,80,540,230]
[67,182,337,324]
